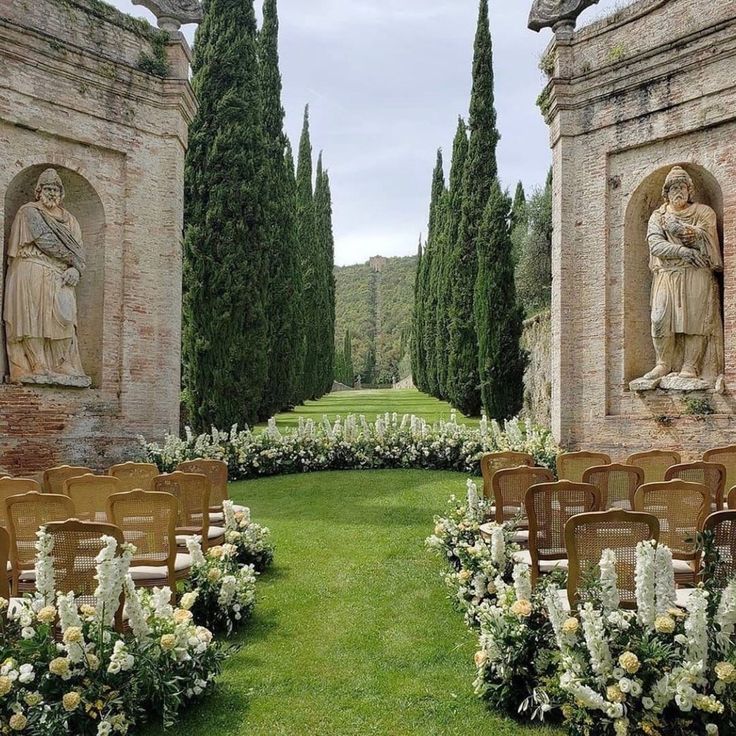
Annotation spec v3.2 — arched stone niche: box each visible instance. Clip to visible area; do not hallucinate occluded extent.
[2,165,105,387]
[623,164,724,385]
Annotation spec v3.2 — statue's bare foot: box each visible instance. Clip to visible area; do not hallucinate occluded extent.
[679,366,698,379]
[643,364,670,380]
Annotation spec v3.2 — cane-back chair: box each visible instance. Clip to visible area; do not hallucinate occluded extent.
[176,459,230,513]
[524,481,600,585]
[626,450,681,484]
[6,492,74,593]
[43,465,93,495]
[557,451,611,483]
[0,478,41,528]
[153,472,224,551]
[702,511,736,588]
[565,509,660,609]
[106,490,190,590]
[64,475,122,522]
[704,446,736,498]
[665,461,727,511]
[492,466,554,545]
[44,520,125,626]
[582,464,643,510]
[0,527,9,601]
[634,480,709,585]
[728,487,736,510]
[479,452,534,500]
[108,462,160,492]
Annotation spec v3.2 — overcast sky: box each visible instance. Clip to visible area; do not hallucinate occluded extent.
[110,0,630,266]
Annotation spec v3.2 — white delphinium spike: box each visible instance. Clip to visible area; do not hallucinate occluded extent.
[490,526,506,567]
[684,588,709,668]
[599,549,620,612]
[94,535,123,627]
[466,479,480,520]
[715,579,736,645]
[654,544,676,614]
[34,527,56,606]
[513,562,532,603]
[56,590,82,632]
[635,541,657,629]
[186,535,206,568]
[581,602,613,682]
[223,499,236,532]
[122,575,150,640]
[544,584,567,648]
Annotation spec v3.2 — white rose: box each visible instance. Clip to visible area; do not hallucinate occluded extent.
[642,697,654,710]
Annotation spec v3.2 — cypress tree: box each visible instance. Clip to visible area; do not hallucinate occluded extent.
[295,106,317,401]
[423,150,446,398]
[257,0,300,418]
[182,0,268,430]
[343,328,354,385]
[447,0,499,417]
[475,180,526,420]
[510,181,526,232]
[410,238,424,389]
[436,118,468,400]
[314,153,336,396]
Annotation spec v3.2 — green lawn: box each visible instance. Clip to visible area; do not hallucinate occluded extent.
[259,388,479,431]
[142,470,560,736]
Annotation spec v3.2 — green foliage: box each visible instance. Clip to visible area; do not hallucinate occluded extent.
[182,0,269,430]
[333,329,354,386]
[682,396,715,418]
[137,30,170,77]
[411,240,424,389]
[475,182,526,420]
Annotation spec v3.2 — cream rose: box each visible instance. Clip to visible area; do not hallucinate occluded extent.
[562,617,579,635]
[49,657,70,676]
[618,652,640,675]
[62,691,81,711]
[511,599,532,617]
[9,713,27,731]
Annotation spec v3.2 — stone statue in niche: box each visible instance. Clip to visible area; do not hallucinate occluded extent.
[630,166,724,393]
[4,168,91,388]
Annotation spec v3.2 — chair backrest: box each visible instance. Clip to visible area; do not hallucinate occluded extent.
[6,491,75,576]
[492,466,554,523]
[728,486,736,510]
[108,462,160,492]
[633,480,709,560]
[106,491,178,576]
[565,509,660,609]
[582,464,643,510]
[702,510,736,587]
[665,461,727,511]
[176,459,229,508]
[479,452,534,500]
[64,475,122,522]
[0,478,41,528]
[704,446,736,498]
[43,465,93,495]
[44,520,124,606]
[557,451,611,482]
[526,481,600,579]
[626,450,681,484]
[0,527,9,600]
[153,472,210,537]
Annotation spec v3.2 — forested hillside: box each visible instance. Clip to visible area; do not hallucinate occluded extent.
[334,255,416,385]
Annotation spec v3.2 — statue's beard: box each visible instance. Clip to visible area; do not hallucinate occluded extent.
[40,192,61,209]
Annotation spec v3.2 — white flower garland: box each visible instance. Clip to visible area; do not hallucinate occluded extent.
[635,541,657,629]
[599,549,620,613]
[34,528,56,606]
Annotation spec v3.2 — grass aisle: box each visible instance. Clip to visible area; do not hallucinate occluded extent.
[143,470,559,735]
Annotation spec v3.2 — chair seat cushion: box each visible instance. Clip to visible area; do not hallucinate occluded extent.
[512,529,530,543]
[672,559,697,574]
[130,553,192,581]
[513,550,569,573]
[176,526,225,546]
[209,512,225,523]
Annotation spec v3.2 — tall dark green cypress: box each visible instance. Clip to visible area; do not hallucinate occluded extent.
[183,0,268,430]
[295,106,317,401]
[314,153,336,395]
[475,181,526,420]
[436,118,468,400]
[257,0,300,418]
[410,238,424,389]
[510,181,526,231]
[343,328,353,385]
[423,150,446,398]
[447,0,499,417]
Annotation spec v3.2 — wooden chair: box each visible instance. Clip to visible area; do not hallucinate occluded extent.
[0,478,41,528]
[582,464,643,511]
[479,451,534,501]
[44,520,125,627]
[106,490,190,591]
[0,527,9,601]
[565,509,660,609]
[153,472,224,551]
[524,481,600,585]
[43,465,93,495]
[665,461,727,511]
[704,446,736,498]
[728,487,736,510]
[633,480,709,585]
[108,462,160,492]
[557,451,611,482]
[5,492,75,593]
[626,450,681,484]
[702,511,736,587]
[491,466,554,545]
[176,459,232,515]
[63,474,122,522]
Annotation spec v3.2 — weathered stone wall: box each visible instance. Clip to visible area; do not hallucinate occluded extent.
[521,311,551,428]
[0,0,196,473]
[543,0,736,460]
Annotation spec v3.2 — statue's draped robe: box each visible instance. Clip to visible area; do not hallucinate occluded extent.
[647,202,724,380]
[5,202,86,379]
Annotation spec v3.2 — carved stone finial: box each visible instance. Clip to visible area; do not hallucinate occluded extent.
[132,0,203,31]
[528,0,600,36]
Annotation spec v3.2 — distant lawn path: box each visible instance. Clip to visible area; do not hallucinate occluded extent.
[142,470,559,736]
[258,388,480,431]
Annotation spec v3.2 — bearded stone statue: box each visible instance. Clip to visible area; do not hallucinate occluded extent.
[528,0,600,33]
[4,168,91,387]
